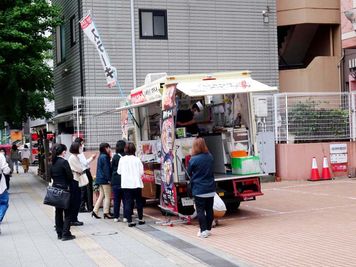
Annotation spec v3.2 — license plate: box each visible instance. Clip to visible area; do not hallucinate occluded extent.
[181,197,194,206]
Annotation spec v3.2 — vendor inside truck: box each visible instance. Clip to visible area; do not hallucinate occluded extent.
[176,101,204,135]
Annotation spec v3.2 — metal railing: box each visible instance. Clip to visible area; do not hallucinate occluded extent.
[73,97,126,150]
[272,93,350,143]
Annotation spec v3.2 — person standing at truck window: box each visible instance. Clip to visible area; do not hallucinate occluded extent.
[188,137,216,238]
[10,144,20,174]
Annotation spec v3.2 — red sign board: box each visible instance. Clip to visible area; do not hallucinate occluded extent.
[331,163,347,172]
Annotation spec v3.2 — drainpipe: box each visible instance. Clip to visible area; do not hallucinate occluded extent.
[130,0,137,88]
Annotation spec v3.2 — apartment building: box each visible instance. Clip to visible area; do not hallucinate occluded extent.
[341,0,356,91]
[52,0,279,133]
[277,0,341,92]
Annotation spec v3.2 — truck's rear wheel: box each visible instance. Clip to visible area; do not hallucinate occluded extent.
[226,200,241,211]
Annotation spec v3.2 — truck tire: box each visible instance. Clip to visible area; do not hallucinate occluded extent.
[226,201,241,211]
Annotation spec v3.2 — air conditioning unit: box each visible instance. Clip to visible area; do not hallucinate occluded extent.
[144,73,167,84]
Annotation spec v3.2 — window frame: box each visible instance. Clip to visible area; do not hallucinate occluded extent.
[139,9,168,40]
[70,15,76,47]
[56,24,66,65]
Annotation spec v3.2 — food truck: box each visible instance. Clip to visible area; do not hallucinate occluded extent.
[115,71,277,215]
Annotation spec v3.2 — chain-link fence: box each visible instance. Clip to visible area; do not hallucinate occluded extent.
[73,97,126,150]
[73,93,356,147]
[275,93,350,143]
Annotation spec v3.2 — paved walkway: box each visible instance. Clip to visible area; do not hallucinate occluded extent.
[0,171,239,267]
[145,178,356,267]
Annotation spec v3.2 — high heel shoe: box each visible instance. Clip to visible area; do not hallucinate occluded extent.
[91,211,101,219]
[103,213,113,219]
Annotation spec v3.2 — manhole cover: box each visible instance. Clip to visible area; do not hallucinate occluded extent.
[91,231,118,236]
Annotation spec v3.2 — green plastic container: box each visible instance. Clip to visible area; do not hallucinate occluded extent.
[231,156,261,175]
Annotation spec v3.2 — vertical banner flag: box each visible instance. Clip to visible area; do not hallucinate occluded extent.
[80,14,117,88]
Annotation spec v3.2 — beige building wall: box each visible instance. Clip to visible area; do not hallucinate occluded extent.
[277,0,342,93]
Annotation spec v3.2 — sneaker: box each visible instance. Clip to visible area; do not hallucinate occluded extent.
[123,218,128,223]
[138,219,145,225]
[200,230,209,238]
[197,230,201,237]
[206,230,212,236]
[113,218,120,222]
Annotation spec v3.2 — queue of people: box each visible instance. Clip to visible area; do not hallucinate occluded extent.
[48,136,215,240]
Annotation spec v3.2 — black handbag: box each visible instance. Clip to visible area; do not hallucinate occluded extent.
[43,185,70,209]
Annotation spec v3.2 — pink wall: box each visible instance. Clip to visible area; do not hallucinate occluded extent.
[276,142,356,180]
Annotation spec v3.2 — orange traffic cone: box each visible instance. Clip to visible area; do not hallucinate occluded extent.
[321,157,332,180]
[308,157,321,181]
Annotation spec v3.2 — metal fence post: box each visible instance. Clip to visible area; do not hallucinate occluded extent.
[285,94,289,144]
[274,94,278,143]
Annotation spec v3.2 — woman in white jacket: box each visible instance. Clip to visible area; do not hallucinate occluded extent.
[68,142,88,226]
[0,151,11,234]
[117,143,144,227]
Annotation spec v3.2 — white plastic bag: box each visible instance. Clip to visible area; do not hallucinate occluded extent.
[213,193,226,219]
[213,193,226,212]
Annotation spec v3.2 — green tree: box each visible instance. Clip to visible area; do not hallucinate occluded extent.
[0,0,61,129]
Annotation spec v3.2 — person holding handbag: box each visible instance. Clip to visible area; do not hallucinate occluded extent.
[68,142,87,226]
[0,151,11,235]
[188,138,216,238]
[92,143,113,219]
[50,144,75,241]
[74,137,96,213]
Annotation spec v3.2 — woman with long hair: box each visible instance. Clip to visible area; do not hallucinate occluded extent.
[118,142,144,227]
[50,144,75,241]
[92,143,113,219]
[188,138,216,238]
[68,142,85,226]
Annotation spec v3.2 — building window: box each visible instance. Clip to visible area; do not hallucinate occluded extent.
[139,9,167,39]
[70,15,76,47]
[56,24,66,64]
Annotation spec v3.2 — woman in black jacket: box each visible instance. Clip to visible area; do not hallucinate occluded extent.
[50,144,75,241]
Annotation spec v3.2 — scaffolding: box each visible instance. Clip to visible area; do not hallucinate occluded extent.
[73,97,126,150]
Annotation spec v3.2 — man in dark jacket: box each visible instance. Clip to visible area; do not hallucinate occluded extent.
[111,140,125,222]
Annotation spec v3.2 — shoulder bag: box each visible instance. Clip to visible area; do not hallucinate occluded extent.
[43,185,70,209]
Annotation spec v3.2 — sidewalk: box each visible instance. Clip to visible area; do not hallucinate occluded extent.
[0,171,238,267]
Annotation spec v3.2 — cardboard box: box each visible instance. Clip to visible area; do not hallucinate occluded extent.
[142,182,156,199]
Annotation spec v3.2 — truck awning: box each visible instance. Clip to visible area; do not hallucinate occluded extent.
[176,77,277,97]
[114,98,160,112]
[95,98,160,117]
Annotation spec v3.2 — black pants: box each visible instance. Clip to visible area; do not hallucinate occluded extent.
[80,169,93,211]
[55,207,71,237]
[70,180,81,222]
[194,196,214,232]
[123,188,143,223]
[4,175,10,190]
[112,185,123,219]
